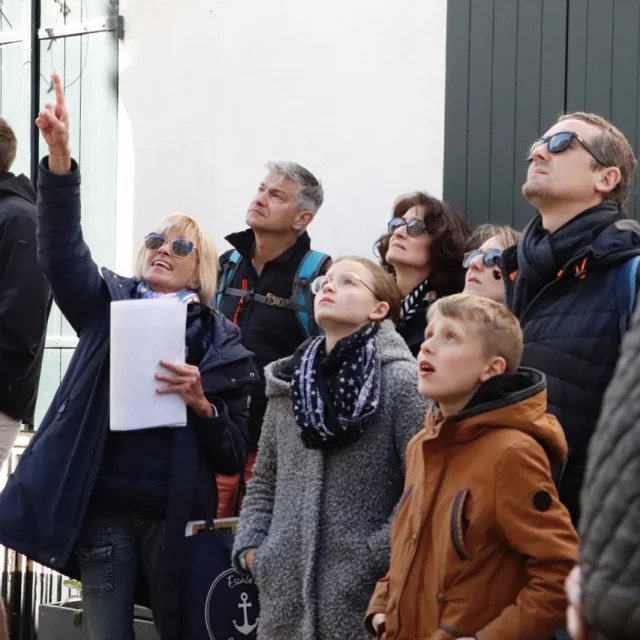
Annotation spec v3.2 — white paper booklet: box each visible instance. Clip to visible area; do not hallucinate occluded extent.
[110,298,188,431]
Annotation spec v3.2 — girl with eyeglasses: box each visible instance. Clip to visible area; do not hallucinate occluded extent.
[376,192,470,356]
[0,74,258,640]
[463,224,521,303]
[232,256,428,640]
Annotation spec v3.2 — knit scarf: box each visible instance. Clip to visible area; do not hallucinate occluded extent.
[136,282,200,305]
[291,322,381,449]
[511,200,626,317]
[396,278,435,330]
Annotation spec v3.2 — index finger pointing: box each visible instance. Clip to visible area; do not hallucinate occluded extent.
[52,73,66,107]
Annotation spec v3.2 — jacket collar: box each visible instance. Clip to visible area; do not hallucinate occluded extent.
[102,268,138,300]
[420,368,566,466]
[501,203,640,276]
[225,228,312,264]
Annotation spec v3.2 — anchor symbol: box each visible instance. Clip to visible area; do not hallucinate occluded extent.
[232,592,258,636]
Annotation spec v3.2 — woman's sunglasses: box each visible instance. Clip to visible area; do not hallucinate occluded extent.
[526,131,609,166]
[387,218,427,237]
[463,248,503,269]
[144,232,196,258]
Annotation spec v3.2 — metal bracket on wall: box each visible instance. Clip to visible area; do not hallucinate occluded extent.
[38,15,125,41]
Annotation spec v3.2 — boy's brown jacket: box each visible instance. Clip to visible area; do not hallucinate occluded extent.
[366,369,578,640]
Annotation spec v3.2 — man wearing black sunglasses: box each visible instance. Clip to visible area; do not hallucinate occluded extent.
[216,161,330,485]
[500,112,640,528]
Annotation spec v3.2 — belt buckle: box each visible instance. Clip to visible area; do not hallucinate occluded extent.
[265,293,284,307]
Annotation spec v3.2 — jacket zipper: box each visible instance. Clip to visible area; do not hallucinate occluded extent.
[395,485,414,517]
[450,490,470,561]
[394,448,451,638]
[517,251,590,326]
[56,398,70,420]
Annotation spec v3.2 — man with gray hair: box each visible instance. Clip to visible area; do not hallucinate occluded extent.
[215,161,330,498]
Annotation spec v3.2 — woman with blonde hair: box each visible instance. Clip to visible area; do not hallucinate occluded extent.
[233,256,428,640]
[0,75,256,640]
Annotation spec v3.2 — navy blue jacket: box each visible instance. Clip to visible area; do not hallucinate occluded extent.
[0,159,257,638]
[502,216,640,523]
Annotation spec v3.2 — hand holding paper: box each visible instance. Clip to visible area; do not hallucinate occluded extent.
[156,360,214,418]
[110,298,188,431]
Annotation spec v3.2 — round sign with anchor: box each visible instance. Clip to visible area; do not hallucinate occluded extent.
[204,568,259,640]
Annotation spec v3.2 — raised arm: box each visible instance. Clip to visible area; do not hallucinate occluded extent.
[35,74,104,334]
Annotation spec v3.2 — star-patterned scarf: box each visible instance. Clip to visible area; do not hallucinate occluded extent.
[291,322,381,449]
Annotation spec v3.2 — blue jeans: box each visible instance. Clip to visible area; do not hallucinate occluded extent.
[76,513,164,640]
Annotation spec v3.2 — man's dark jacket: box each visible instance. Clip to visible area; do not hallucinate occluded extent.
[0,160,258,639]
[502,202,640,523]
[217,229,329,451]
[0,172,51,424]
[579,301,640,640]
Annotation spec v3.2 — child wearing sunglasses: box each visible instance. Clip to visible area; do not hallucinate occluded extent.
[233,257,428,640]
[463,224,521,303]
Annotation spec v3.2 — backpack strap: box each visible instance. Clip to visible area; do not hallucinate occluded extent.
[215,250,242,308]
[215,249,330,338]
[615,254,640,337]
[289,250,331,338]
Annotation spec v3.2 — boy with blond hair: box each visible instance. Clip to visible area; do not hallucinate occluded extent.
[366,294,578,640]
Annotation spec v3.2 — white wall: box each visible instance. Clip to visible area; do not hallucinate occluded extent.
[115,0,448,273]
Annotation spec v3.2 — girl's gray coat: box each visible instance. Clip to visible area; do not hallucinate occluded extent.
[232,321,429,640]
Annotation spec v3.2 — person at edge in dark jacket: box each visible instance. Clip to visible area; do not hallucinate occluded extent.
[215,160,330,510]
[500,112,640,526]
[463,224,521,303]
[0,74,257,640]
[0,118,51,640]
[0,117,52,453]
[375,192,470,357]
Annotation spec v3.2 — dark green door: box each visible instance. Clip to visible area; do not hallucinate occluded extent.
[444,0,640,229]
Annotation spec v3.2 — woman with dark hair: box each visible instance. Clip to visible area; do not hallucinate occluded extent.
[375,191,470,356]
